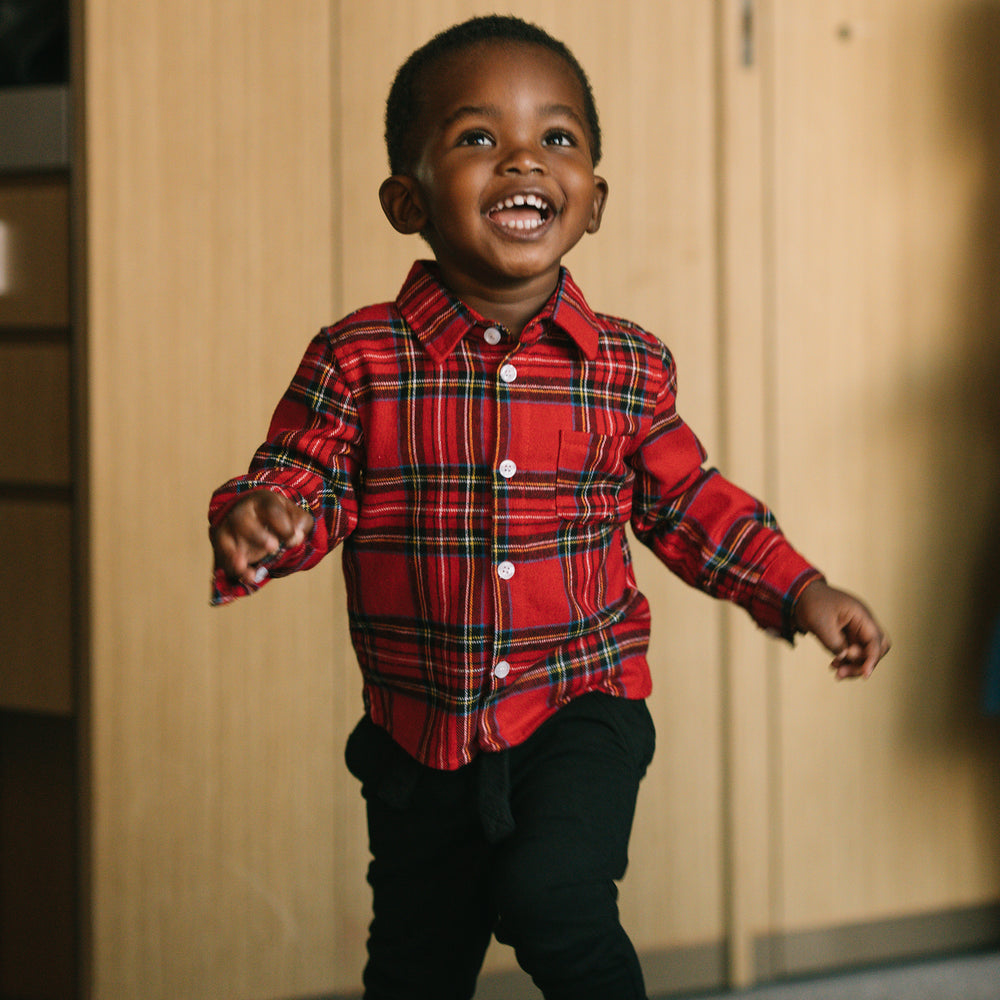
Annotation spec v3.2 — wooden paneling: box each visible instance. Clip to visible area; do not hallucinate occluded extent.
[716,0,776,983]
[766,0,1000,951]
[0,713,77,999]
[82,3,342,998]
[0,499,73,714]
[0,175,70,327]
[0,341,72,484]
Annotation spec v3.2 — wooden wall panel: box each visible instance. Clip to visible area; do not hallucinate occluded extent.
[766,0,1000,947]
[0,175,70,328]
[0,713,77,998]
[82,3,344,998]
[716,0,777,983]
[0,341,72,484]
[0,499,73,713]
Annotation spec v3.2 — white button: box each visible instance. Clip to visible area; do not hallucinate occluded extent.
[498,459,517,479]
[499,364,518,383]
[484,326,502,345]
[493,660,511,679]
[497,561,515,580]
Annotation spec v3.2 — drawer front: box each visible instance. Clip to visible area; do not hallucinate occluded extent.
[0,499,73,714]
[0,177,70,328]
[0,342,72,485]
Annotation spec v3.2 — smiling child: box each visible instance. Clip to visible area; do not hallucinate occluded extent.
[208,15,889,1000]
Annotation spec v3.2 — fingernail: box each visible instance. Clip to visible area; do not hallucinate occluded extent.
[254,566,269,583]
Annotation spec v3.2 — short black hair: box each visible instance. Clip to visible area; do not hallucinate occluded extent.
[384,15,602,176]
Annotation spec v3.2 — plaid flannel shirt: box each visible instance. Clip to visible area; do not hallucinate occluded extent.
[210,261,820,769]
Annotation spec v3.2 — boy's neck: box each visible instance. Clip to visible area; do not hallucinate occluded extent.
[435,262,561,339]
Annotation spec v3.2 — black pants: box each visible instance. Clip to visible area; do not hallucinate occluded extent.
[346,693,656,1000]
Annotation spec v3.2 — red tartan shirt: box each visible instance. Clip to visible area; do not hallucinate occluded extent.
[210,261,821,769]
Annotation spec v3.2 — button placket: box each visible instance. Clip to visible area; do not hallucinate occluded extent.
[490,345,521,693]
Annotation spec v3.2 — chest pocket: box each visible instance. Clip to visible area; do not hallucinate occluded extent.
[555,431,632,522]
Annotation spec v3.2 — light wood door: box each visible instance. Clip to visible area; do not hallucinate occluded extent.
[763,0,1000,973]
[82,3,345,998]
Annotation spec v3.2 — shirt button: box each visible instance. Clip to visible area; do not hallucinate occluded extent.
[484,326,502,345]
[498,459,517,479]
[499,364,518,383]
[493,660,511,679]
[496,561,515,580]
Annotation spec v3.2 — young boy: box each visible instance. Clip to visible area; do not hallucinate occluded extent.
[209,15,889,1000]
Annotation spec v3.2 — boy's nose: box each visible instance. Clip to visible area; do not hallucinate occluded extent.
[500,145,545,174]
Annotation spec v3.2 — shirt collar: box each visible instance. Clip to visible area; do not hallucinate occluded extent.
[396,260,601,363]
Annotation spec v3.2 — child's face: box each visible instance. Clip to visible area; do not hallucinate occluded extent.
[383,41,608,305]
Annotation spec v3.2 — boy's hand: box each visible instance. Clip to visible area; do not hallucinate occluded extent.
[794,579,890,680]
[210,490,314,588]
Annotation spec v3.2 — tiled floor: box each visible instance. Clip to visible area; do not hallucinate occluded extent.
[664,950,1000,1000]
[317,949,1000,1000]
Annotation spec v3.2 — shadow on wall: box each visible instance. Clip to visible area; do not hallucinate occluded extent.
[905,1,1000,745]
[951,3,1000,718]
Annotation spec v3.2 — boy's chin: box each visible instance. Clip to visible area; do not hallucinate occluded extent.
[431,235,573,291]
[479,244,569,282]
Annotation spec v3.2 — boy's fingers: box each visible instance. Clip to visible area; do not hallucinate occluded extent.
[831,618,890,679]
[256,493,313,548]
[214,524,271,582]
[281,504,313,547]
[212,493,314,585]
[211,494,287,582]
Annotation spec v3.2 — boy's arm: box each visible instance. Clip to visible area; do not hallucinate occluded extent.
[794,579,890,679]
[208,331,363,604]
[630,345,880,653]
[630,347,811,638]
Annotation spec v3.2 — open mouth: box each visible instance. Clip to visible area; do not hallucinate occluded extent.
[486,193,554,232]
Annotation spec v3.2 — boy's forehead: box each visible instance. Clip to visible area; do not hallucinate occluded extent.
[419,40,588,118]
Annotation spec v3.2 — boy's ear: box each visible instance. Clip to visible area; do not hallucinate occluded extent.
[587,176,609,234]
[379,176,428,234]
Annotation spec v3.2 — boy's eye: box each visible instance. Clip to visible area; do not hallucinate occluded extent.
[544,129,577,148]
[457,130,495,147]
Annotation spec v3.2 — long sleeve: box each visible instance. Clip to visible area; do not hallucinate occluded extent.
[629,344,821,639]
[209,331,364,604]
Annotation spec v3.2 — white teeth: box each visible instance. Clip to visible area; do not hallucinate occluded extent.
[491,193,550,213]
[498,216,543,230]
[489,193,552,229]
